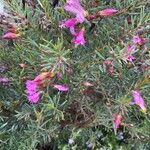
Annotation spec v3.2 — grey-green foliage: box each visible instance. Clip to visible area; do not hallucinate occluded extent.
[0,0,150,149]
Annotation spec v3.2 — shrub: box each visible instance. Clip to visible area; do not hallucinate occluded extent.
[0,0,150,149]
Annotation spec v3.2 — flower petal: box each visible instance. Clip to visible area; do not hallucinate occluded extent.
[64,0,86,23]
[53,84,69,91]
[131,90,146,112]
[25,80,41,103]
[98,8,118,16]
[132,35,148,45]
[72,28,86,45]
[28,92,41,103]
[113,114,122,129]
[2,32,20,39]
[59,18,77,28]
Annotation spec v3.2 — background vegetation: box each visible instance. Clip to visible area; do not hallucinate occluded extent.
[0,0,150,149]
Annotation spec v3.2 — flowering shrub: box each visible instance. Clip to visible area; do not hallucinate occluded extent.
[0,0,150,149]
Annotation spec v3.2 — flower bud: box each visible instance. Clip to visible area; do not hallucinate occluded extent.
[2,32,20,39]
[98,8,118,16]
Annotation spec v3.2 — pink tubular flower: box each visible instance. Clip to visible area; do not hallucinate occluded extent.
[34,72,54,84]
[123,44,136,62]
[2,32,20,39]
[72,28,86,45]
[64,0,86,23]
[131,90,146,112]
[113,114,122,129]
[132,35,148,45]
[59,18,77,35]
[28,92,41,103]
[25,80,41,103]
[26,80,37,92]
[98,8,118,16]
[59,18,77,28]
[53,84,69,92]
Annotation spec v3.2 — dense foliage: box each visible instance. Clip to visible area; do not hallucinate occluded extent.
[0,0,150,149]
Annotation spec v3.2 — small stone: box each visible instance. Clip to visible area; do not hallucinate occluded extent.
[68,138,74,145]
[86,141,93,148]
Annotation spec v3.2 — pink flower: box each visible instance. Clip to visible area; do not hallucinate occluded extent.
[64,0,86,23]
[59,18,77,35]
[59,18,77,28]
[103,60,112,65]
[113,114,122,129]
[131,90,146,112]
[98,8,118,16]
[28,92,41,103]
[132,35,148,45]
[0,77,10,85]
[0,77,10,82]
[8,26,17,33]
[25,80,41,103]
[127,44,135,52]
[72,29,86,45]
[123,45,136,62]
[108,66,114,74]
[34,72,54,83]
[126,54,135,62]
[2,32,20,39]
[26,80,37,91]
[53,84,69,91]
